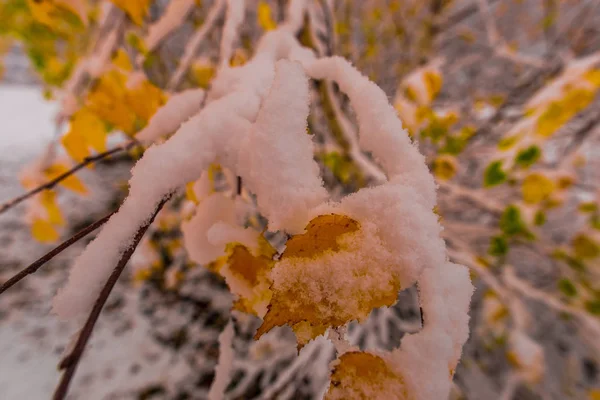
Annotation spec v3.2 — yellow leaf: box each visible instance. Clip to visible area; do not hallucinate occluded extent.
[522,173,555,204]
[498,134,522,151]
[257,1,277,31]
[112,48,132,71]
[584,69,600,88]
[40,191,64,226]
[256,214,402,347]
[423,70,443,102]
[133,268,153,283]
[589,389,600,400]
[432,155,457,181]
[572,234,600,259]
[325,352,408,400]
[185,182,199,204]
[86,71,137,133]
[192,62,216,89]
[229,48,248,67]
[281,214,360,259]
[224,242,275,316]
[110,0,150,25]
[61,129,90,163]
[55,0,88,24]
[126,78,166,122]
[44,163,88,194]
[27,0,59,27]
[71,108,108,153]
[536,88,595,138]
[31,217,60,243]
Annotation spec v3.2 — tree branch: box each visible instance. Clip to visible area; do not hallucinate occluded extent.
[0,141,137,216]
[52,194,172,400]
[0,211,114,295]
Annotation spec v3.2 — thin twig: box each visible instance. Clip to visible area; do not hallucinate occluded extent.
[0,141,137,216]
[52,194,172,400]
[0,212,114,295]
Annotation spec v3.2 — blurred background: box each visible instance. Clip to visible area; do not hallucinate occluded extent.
[1,0,599,399]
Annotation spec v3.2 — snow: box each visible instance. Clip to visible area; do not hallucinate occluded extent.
[0,85,191,399]
[238,60,328,233]
[208,318,235,400]
[182,193,254,265]
[136,88,205,144]
[0,86,57,165]
[0,86,61,397]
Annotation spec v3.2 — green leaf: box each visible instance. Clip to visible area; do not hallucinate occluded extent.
[440,135,467,155]
[320,151,363,186]
[500,205,534,239]
[488,235,508,257]
[534,210,546,226]
[585,300,600,315]
[420,119,447,143]
[557,279,577,297]
[515,145,541,168]
[484,161,507,187]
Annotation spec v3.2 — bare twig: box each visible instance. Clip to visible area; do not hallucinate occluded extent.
[0,212,114,295]
[0,141,137,216]
[52,194,172,400]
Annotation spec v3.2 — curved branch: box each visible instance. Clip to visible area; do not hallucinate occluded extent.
[52,194,172,400]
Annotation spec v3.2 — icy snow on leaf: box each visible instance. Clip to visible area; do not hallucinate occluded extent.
[256,213,402,348]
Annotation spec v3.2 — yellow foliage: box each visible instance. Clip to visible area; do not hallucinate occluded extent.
[256,214,402,347]
[572,234,600,259]
[229,48,248,67]
[257,1,277,31]
[584,69,600,88]
[423,70,443,102]
[86,71,137,133]
[69,108,108,153]
[589,389,600,400]
[40,191,64,226]
[133,268,153,283]
[31,217,60,243]
[112,49,133,71]
[61,129,90,163]
[536,88,595,138]
[27,0,86,29]
[325,352,408,400]
[185,182,199,204]
[126,78,166,122]
[228,244,272,287]
[522,173,555,204]
[432,155,457,181]
[86,70,164,134]
[497,134,522,151]
[110,0,150,25]
[222,239,276,316]
[281,214,360,260]
[192,62,216,89]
